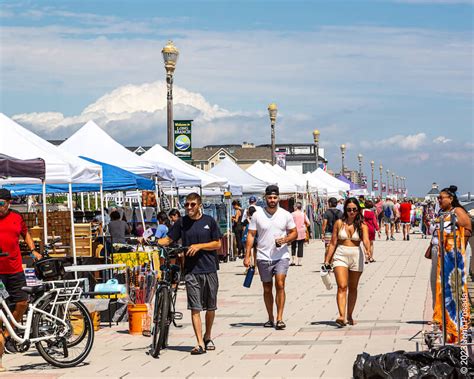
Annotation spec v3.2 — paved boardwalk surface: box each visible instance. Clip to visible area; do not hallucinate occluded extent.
[5,232,431,378]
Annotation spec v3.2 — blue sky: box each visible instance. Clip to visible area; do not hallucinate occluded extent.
[1,0,472,195]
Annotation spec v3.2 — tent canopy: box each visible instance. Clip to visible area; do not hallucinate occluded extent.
[247,161,297,194]
[209,158,268,194]
[0,113,102,185]
[312,168,350,192]
[5,157,155,196]
[143,145,227,189]
[60,120,172,180]
[265,164,306,193]
[0,154,46,181]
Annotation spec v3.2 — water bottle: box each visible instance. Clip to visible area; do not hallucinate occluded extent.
[320,265,333,290]
[243,266,255,288]
[0,280,9,299]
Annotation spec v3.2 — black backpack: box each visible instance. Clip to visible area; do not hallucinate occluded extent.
[326,208,342,233]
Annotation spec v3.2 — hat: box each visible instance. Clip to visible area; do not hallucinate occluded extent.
[249,196,257,203]
[265,185,280,196]
[0,188,12,201]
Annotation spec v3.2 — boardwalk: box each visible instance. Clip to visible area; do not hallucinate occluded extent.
[5,232,431,378]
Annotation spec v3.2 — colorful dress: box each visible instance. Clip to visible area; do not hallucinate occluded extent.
[432,213,470,343]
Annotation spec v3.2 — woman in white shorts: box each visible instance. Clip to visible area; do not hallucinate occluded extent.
[324,198,371,327]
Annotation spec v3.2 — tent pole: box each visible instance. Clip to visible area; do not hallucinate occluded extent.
[155,177,160,213]
[87,192,91,210]
[68,183,78,278]
[136,190,147,234]
[99,184,109,278]
[42,181,48,245]
[80,192,85,212]
[94,192,98,211]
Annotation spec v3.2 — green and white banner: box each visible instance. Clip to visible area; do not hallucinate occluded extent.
[173,120,192,160]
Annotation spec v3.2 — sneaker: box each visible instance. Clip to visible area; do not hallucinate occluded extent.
[407,234,410,241]
[4,337,18,354]
[386,237,389,241]
[390,236,395,241]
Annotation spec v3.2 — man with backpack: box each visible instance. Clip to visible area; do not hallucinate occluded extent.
[321,197,343,252]
[382,197,396,241]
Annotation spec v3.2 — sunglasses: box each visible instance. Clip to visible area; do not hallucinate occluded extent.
[0,200,6,207]
[184,202,197,208]
[437,196,450,200]
[346,208,358,212]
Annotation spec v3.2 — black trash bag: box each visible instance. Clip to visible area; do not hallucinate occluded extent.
[353,346,473,379]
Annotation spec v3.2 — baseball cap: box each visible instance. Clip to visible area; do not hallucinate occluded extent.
[249,196,257,203]
[265,185,279,196]
[0,188,12,201]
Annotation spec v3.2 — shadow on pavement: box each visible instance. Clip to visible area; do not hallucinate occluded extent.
[165,345,194,352]
[310,321,340,327]
[405,320,430,325]
[6,362,89,371]
[230,322,264,328]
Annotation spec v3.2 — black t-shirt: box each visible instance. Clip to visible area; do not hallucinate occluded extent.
[167,214,222,274]
[323,208,343,234]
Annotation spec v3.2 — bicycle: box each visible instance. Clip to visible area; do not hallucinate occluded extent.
[0,249,94,368]
[149,245,188,358]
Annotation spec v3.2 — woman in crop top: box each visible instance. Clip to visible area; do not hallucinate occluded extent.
[324,197,371,327]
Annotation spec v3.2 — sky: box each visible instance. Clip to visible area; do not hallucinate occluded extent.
[0,0,473,196]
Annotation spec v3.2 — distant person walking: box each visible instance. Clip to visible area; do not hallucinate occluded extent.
[382,197,396,241]
[231,200,244,258]
[244,185,297,330]
[321,197,343,253]
[290,202,310,266]
[393,199,401,233]
[324,197,371,327]
[362,200,379,262]
[399,199,412,241]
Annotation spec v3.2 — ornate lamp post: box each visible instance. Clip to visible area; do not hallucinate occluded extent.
[386,169,390,194]
[162,40,179,152]
[379,164,383,197]
[396,175,400,195]
[357,153,363,185]
[340,144,346,177]
[391,172,396,197]
[370,160,375,192]
[313,129,320,170]
[268,103,278,165]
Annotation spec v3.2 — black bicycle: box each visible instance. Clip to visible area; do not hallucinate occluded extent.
[149,245,188,358]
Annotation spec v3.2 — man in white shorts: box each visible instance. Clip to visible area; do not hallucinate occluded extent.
[244,185,297,330]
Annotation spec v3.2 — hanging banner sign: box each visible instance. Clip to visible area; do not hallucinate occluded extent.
[382,182,386,192]
[361,175,368,189]
[373,180,379,190]
[173,120,192,160]
[275,151,286,169]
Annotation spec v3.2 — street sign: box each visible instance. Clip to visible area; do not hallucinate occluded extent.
[173,120,192,160]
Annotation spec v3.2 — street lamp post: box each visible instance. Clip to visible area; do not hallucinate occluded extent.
[370,160,374,193]
[313,129,320,171]
[379,164,383,197]
[268,103,278,165]
[386,169,390,194]
[396,175,400,195]
[391,172,396,197]
[162,40,179,153]
[340,144,346,178]
[357,153,363,185]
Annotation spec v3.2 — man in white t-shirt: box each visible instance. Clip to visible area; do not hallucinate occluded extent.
[244,185,297,330]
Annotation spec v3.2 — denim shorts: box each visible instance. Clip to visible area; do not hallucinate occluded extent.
[256,258,290,283]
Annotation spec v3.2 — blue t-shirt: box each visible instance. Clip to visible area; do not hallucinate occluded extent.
[167,214,222,274]
[155,224,169,238]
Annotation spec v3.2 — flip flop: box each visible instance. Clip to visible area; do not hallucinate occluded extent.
[263,320,275,328]
[275,320,286,330]
[204,339,215,351]
[347,319,357,326]
[190,345,206,355]
[335,318,346,328]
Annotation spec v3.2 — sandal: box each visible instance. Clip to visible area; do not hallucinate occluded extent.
[263,320,275,328]
[335,318,346,328]
[204,338,215,351]
[190,345,206,355]
[369,258,376,263]
[275,320,286,330]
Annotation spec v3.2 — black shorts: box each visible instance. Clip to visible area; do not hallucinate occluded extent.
[185,272,218,312]
[0,272,27,304]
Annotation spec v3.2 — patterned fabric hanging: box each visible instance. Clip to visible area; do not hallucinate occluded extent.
[433,214,470,343]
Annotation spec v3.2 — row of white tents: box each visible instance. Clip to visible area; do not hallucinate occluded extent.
[1,113,352,199]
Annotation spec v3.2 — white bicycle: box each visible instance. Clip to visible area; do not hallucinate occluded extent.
[1,255,94,368]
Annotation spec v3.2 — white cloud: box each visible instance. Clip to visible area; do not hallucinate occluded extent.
[363,133,427,151]
[433,136,452,144]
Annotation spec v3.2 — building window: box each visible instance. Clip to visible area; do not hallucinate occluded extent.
[200,163,204,170]
[302,162,317,174]
[210,162,215,168]
[218,152,226,160]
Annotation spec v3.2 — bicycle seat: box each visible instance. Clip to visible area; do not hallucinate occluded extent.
[21,285,46,294]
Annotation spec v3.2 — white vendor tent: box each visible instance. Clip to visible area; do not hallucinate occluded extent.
[311,168,350,192]
[265,164,307,193]
[142,144,228,189]
[247,161,297,194]
[60,121,172,180]
[209,158,269,194]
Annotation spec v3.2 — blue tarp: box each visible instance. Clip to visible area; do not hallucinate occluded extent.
[4,157,155,196]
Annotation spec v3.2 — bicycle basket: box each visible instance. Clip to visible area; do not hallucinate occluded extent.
[34,258,66,281]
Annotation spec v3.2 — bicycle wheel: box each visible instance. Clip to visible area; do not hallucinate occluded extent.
[32,299,94,368]
[150,286,170,358]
